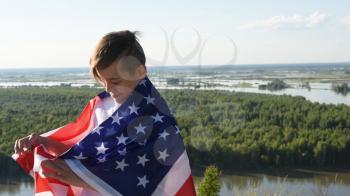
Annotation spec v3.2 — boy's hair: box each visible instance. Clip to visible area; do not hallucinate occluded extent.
[89,30,146,81]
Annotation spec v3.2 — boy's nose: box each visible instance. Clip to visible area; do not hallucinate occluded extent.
[105,82,113,92]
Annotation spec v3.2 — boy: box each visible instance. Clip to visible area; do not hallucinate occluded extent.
[14,30,196,195]
[89,30,148,105]
[14,30,147,188]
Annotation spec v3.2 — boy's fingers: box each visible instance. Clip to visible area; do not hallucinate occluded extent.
[14,134,36,154]
[29,133,40,146]
[42,171,57,178]
[53,159,71,173]
[42,159,67,174]
[42,160,61,173]
[22,140,31,152]
[18,138,27,154]
[42,171,68,184]
[42,160,86,187]
[14,140,19,153]
[42,171,64,181]
[15,134,38,154]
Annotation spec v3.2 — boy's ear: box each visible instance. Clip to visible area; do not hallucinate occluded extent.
[136,64,147,80]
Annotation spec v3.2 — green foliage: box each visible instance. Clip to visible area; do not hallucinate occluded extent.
[1,87,350,170]
[0,87,100,155]
[161,89,350,169]
[332,82,349,95]
[198,165,221,196]
[259,79,289,91]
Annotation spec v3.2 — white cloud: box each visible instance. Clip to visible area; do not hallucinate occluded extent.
[239,11,329,30]
[306,11,329,27]
[339,15,350,29]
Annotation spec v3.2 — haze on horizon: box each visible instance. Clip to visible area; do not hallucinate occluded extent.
[0,0,350,69]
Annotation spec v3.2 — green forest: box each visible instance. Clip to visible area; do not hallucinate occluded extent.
[1,87,350,175]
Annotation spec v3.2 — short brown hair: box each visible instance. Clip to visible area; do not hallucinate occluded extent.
[89,30,146,81]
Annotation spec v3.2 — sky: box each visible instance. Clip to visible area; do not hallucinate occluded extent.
[0,0,349,68]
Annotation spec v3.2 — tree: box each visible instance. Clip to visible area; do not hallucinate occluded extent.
[198,165,221,196]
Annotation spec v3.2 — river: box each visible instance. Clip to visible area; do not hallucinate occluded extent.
[2,169,350,196]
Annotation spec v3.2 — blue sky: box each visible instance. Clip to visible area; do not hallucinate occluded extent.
[0,0,349,68]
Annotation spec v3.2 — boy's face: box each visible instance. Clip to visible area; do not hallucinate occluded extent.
[96,57,147,105]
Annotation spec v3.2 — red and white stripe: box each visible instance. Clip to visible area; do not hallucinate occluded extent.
[13,95,103,195]
[12,94,196,196]
[152,151,196,196]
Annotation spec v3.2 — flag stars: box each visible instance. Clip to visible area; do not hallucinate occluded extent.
[137,175,149,188]
[96,142,109,155]
[139,79,147,87]
[116,133,129,145]
[139,139,147,146]
[152,113,164,123]
[158,130,170,140]
[144,94,155,105]
[91,126,103,135]
[135,123,147,134]
[111,112,123,125]
[128,102,140,115]
[105,127,116,136]
[157,149,170,162]
[115,159,128,171]
[137,154,150,167]
[175,125,180,134]
[97,156,107,163]
[118,148,127,156]
[73,152,87,160]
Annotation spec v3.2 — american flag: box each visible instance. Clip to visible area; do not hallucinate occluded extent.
[12,76,197,196]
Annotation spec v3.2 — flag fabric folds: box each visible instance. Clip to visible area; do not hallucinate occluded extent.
[12,76,197,196]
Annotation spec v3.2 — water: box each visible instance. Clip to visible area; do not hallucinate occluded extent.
[1,65,349,106]
[157,82,350,106]
[1,79,348,106]
[2,170,350,196]
[194,169,350,196]
[227,86,350,106]
[0,180,33,196]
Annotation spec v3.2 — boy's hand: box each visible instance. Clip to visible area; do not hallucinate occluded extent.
[14,133,69,157]
[14,133,44,154]
[41,159,96,190]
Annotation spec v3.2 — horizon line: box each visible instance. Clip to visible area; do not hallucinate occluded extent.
[0,61,350,69]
